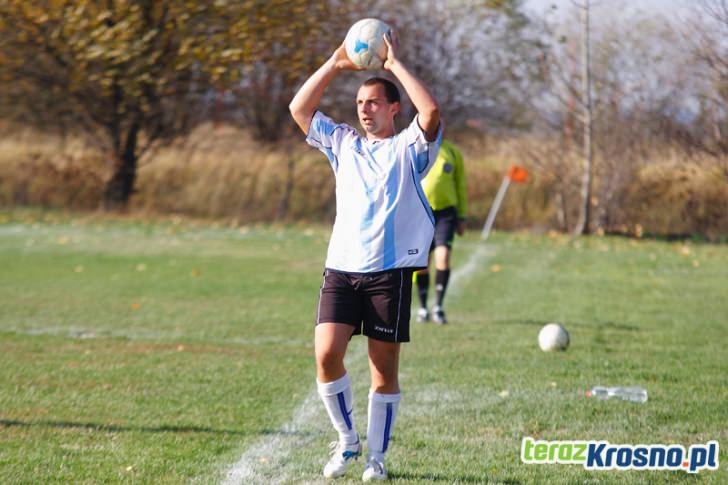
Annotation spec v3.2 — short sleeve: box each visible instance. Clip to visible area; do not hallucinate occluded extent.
[402,115,443,177]
[305,111,352,171]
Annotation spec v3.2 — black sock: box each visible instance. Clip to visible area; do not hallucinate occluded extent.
[435,269,450,307]
[416,272,429,309]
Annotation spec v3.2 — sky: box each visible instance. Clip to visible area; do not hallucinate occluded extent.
[520,0,706,40]
[523,0,694,21]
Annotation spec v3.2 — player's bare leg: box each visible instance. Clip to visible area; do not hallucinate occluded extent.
[363,339,401,481]
[315,323,354,383]
[315,323,361,478]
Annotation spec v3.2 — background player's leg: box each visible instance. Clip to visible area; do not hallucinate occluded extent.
[433,245,451,324]
[414,268,430,322]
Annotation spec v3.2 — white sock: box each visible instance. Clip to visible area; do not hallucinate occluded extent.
[317,373,358,445]
[367,390,401,462]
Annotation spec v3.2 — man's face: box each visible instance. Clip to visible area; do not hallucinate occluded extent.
[356,84,399,138]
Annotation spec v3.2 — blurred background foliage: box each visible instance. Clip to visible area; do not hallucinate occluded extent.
[0,0,726,239]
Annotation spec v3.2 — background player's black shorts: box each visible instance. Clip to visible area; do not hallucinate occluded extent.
[430,206,458,251]
[316,268,414,343]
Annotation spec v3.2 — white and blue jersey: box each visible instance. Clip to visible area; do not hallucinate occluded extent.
[306,111,443,273]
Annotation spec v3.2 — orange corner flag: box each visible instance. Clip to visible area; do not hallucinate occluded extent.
[507,165,528,183]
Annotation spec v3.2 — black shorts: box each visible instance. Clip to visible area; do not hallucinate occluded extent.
[430,206,458,251]
[316,268,414,343]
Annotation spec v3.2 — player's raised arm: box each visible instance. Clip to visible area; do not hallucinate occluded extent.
[381,31,440,141]
[289,44,364,135]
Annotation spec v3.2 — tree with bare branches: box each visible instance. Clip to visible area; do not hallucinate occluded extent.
[690,0,728,163]
[0,0,333,208]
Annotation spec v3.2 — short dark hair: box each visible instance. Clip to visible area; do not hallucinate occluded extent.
[362,77,400,104]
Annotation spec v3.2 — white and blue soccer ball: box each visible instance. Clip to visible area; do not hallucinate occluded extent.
[538,323,570,352]
[344,18,391,70]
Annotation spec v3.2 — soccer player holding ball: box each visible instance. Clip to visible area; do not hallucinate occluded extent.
[289,21,442,481]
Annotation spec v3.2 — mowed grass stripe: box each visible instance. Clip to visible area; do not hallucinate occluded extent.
[0,218,329,484]
[1,214,726,484]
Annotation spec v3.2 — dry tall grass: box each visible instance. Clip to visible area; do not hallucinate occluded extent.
[1,123,726,239]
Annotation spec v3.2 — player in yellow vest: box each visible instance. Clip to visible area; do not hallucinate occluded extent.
[414,139,467,324]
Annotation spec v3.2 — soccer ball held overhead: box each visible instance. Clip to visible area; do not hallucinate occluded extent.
[344,18,391,70]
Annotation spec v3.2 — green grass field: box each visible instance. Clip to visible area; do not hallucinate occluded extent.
[1,209,726,484]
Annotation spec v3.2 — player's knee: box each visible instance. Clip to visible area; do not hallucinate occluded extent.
[377,366,398,384]
[369,357,398,382]
[315,348,345,374]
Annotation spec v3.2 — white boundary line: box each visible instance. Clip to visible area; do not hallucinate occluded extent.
[220,242,495,484]
[221,343,367,485]
[220,390,323,485]
[0,326,307,348]
[447,243,494,293]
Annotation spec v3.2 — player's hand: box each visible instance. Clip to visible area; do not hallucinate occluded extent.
[382,29,400,71]
[331,43,366,71]
[457,219,466,236]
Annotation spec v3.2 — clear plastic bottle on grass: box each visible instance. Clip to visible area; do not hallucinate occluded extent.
[586,386,648,403]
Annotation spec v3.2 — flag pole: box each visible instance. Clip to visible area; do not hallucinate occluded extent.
[481,176,511,241]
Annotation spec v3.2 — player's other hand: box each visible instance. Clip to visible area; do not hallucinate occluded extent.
[331,43,366,71]
[457,219,466,236]
[382,29,400,71]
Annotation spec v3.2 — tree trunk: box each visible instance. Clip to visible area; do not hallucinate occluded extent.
[275,156,296,221]
[103,122,140,209]
[574,0,593,235]
[556,189,568,232]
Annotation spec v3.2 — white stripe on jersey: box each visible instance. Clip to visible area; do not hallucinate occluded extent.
[306,111,443,273]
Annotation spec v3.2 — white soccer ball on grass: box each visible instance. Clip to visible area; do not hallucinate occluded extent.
[538,323,570,352]
[344,18,391,70]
